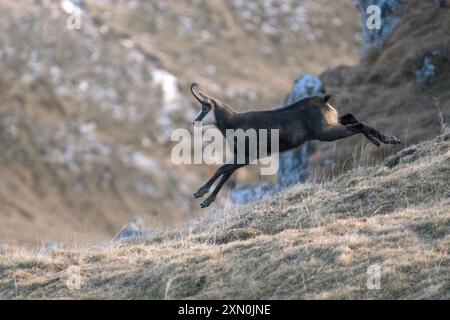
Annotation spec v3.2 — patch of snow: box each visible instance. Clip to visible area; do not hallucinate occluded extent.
[60,0,83,15]
[151,68,181,112]
[131,151,158,172]
[78,80,89,92]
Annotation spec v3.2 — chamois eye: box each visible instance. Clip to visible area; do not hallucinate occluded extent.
[202,104,209,112]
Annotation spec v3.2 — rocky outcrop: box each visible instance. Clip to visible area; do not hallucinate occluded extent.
[277,74,324,187]
[355,0,406,56]
[416,48,449,90]
[229,180,275,205]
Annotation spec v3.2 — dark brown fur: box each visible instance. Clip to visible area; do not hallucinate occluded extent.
[193,88,401,208]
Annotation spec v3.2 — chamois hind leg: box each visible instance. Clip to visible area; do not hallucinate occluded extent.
[200,172,233,208]
[339,113,380,147]
[319,122,401,145]
[194,163,243,198]
[339,113,360,125]
[317,123,364,142]
[356,121,401,145]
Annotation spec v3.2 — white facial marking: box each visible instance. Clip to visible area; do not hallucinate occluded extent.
[327,103,337,112]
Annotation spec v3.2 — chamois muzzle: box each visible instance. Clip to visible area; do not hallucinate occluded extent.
[191,83,212,125]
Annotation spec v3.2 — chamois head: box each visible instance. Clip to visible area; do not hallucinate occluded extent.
[190,83,216,125]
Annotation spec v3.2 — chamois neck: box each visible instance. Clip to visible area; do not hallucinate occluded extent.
[214,103,237,133]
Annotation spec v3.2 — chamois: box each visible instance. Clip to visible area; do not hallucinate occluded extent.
[190,83,401,208]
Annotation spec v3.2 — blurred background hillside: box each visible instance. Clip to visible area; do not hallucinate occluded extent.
[0,0,448,246]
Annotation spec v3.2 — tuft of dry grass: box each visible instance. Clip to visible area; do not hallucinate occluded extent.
[0,133,449,299]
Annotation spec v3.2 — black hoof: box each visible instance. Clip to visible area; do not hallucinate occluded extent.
[388,136,402,145]
[200,197,215,208]
[193,187,209,198]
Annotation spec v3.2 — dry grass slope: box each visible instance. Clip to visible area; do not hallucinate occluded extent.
[1,131,449,299]
[0,0,361,245]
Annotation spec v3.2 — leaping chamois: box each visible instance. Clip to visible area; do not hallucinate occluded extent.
[190,83,401,208]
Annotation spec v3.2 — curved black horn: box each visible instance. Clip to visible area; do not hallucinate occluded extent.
[190,83,204,104]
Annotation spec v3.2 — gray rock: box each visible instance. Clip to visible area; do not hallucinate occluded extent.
[385,147,418,168]
[277,74,323,187]
[40,240,64,254]
[433,0,446,8]
[416,49,448,90]
[287,74,325,101]
[0,243,10,253]
[229,181,278,205]
[355,0,407,56]
[277,142,313,187]
[112,217,149,242]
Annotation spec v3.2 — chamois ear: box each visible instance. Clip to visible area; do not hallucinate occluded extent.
[323,94,332,102]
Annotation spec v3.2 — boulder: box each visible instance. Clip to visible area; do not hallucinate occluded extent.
[112,217,149,242]
[416,49,448,90]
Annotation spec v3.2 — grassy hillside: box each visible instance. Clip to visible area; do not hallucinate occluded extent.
[1,130,448,299]
[0,0,361,245]
[1,0,449,246]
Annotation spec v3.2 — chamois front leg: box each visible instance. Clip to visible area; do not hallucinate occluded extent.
[200,172,233,208]
[194,163,244,198]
